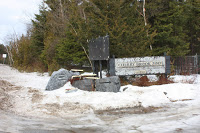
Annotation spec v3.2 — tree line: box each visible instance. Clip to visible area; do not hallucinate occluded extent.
[3,0,200,73]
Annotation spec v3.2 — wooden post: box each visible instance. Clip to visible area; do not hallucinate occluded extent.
[107,59,110,76]
[195,53,198,74]
[93,60,99,77]
[99,60,102,79]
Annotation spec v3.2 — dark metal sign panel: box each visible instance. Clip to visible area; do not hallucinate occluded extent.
[89,35,109,60]
[110,56,170,76]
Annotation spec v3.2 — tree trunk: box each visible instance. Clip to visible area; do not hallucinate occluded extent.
[5,46,14,66]
[143,0,152,50]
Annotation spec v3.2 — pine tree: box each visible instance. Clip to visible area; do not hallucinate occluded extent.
[56,31,87,67]
[85,0,154,58]
[184,0,200,54]
[149,1,190,56]
[31,3,47,61]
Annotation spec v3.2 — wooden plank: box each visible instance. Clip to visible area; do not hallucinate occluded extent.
[72,75,82,78]
[84,77,100,79]
[71,69,84,72]
[81,73,97,77]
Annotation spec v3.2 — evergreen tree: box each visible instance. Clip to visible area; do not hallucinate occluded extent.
[31,3,47,64]
[0,44,7,54]
[184,0,200,54]
[44,0,89,70]
[149,1,190,56]
[85,0,154,57]
[56,31,87,67]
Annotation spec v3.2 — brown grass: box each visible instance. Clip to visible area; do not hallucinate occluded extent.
[120,75,174,87]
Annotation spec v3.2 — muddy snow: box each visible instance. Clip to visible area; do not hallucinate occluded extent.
[0,64,200,133]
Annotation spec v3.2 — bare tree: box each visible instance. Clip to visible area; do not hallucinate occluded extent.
[3,33,19,66]
[137,0,153,50]
[5,46,14,66]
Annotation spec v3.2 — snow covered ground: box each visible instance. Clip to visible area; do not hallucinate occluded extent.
[0,64,200,133]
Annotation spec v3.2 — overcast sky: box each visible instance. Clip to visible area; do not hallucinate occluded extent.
[0,0,42,45]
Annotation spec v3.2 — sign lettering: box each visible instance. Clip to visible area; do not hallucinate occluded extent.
[116,61,163,68]
[112,56,169,76]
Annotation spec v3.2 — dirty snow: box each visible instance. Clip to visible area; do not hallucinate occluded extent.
[0,64,200,133]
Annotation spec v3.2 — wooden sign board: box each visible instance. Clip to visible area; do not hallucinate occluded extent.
[2,54,7,58]
[89,35,109,61]
[110,56,170,76]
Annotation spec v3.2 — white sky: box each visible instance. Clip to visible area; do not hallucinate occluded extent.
[0,0,43,45]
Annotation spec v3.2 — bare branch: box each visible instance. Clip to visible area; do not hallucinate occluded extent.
[136,9,144,17]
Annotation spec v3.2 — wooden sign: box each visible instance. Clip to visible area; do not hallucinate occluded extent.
[110,56,170,76]
[2,54,7,58]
